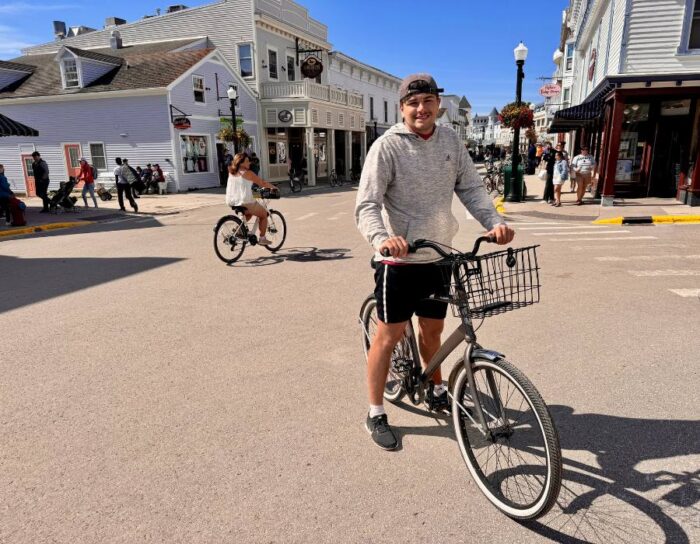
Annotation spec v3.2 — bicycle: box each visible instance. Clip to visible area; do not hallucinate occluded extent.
[329,169,339,187]
[359,236,562,520]
[213,187,287,264]
[287,170,302,193]
[482,160,504,196]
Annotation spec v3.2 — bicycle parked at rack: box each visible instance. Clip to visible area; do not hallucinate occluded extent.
[359,236,561,520]
[482,160,504,196]
[329,169,349,187]
[287,169,303,193]
[213,187,287,264]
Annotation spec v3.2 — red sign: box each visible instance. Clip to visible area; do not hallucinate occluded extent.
[539,83,561,98]
[173,116,191,130]
[588,49,597,82]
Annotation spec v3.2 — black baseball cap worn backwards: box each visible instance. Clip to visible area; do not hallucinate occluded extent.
[399,73,444,102]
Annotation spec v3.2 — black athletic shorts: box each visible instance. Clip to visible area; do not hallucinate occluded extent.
[374,262,451,324]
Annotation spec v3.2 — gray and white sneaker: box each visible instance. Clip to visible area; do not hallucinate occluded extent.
[258,236,272,245]
[365,413,398,450]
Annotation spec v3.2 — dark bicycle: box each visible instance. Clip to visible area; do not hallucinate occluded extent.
[359,237,562,519]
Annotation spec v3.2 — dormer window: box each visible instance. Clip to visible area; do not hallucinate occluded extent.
[63,58,80,88]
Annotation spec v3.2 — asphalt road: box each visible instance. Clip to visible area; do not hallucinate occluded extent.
[1,187,699,543]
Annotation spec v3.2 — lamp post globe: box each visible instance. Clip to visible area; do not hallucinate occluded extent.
[227,85,239,153]
[506,42,528,202]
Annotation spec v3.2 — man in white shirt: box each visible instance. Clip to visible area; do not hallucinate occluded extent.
[114,157,138,212]
[571,146,596,205]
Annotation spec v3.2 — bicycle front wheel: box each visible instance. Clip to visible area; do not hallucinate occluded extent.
[496,175,505,195]
[359,296,418,403]
[330,173,338,187]
[213,215,246,264]
[289,178,302,193]
[263,210,287,253]
[483,175,494,193]
[451,357,561,519]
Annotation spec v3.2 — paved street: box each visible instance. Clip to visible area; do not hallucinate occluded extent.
[2,186,699,543]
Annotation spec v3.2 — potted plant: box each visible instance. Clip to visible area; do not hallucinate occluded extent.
[217,126,252,151]
[499,102,535,130]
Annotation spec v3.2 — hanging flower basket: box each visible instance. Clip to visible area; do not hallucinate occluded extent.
[499,102,534,130]
[217,126,252,150]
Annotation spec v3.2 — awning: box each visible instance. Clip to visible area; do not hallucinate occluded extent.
[0,113,39,137]
[548,81,615,133]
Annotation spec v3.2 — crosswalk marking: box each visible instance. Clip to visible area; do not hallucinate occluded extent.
[596,255,700,262]
[327,212,348,221]
[548,236,658,242]
[519,226,609,231]
[296,212,318,221]
[629,270,700,277]
[533,230,630,236]
[669,288,700,297]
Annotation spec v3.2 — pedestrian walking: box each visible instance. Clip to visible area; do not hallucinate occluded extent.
[527,142,537,175]
[355,72,514,451]
[250,152,261,175]
[31,151,50,213]
[0,164,13,225]
[571,146,596,205]
[121,159,142,198]
[540,142,556,204]
[552,152,569,207]
[114,157,138,212]
[77,158,98,208]
[535,143,543,167]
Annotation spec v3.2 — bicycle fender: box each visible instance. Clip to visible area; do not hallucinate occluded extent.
[472,348,506,362]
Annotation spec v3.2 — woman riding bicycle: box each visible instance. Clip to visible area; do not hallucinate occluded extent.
[225,152,278,245]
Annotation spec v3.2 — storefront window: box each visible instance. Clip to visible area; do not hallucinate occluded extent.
[616,103,649,182]
[180,135,209,173]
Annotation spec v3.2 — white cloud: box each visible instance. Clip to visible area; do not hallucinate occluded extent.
[0,24,35,58]
[0,3,79,14]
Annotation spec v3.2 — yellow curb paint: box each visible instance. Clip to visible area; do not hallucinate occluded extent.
[0,221,91,238]
[592,217,623,225]
[651,215,700,224]
[494,196,506,215]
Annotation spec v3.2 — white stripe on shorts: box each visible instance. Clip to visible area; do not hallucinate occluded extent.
[383,264,388,322]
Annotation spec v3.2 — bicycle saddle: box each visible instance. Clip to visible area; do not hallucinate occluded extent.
[231,205,247,214]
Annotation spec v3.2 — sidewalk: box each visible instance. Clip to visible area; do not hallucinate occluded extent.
[0,180,348,238]
[499,174,700,223]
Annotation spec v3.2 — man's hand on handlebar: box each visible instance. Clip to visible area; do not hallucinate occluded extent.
[378,236,410,258]
[486,223,515,245]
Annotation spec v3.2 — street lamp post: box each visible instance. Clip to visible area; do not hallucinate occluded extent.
[226,85,239,154]
[506,42,528,202]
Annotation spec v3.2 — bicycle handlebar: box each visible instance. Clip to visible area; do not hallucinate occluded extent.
[380,235,496,259]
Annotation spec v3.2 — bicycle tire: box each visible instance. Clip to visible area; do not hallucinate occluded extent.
[262,210,287,253]
[213,215,246,264]
[330,173,338,187]
[451,357,562,520]
[496,175,505,195]
[483,175,494,193]
[289,178,302,193]
[359,296,418,403]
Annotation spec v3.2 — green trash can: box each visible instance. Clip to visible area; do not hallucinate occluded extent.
[504,163,525,202]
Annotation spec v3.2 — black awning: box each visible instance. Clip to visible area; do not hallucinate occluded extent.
[0,113,39,137]
[548,81,614,133]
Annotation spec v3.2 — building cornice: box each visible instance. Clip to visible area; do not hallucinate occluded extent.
[0,87,167,105]
[254,14,330,51]
[329,51,400,84]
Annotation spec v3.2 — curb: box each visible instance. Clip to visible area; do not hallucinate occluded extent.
[494,196,506,215]
[593,215,700,225]
[0,221,92,238]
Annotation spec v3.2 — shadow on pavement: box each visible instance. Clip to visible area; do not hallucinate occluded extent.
[230,246,352,267]
[0,255,184,314]
[390,401,697,543]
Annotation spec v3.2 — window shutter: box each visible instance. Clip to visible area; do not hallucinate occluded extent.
[266,109,277,124]
[293,108,305,124]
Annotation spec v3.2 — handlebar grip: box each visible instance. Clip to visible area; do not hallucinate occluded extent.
[380,243,418,258]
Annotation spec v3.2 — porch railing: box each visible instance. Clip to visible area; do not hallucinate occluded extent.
[261,80,364,110]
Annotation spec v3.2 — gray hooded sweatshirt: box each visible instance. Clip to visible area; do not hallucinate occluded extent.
[355,123,505,262]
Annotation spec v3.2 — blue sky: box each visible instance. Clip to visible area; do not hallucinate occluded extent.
[0,0,569,113]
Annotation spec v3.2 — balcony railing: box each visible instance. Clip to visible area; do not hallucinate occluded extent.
[261,80,364,110]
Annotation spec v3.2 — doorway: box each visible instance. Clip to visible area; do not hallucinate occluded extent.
[20,154,36,196]
[334,130,346,176]
[649,108,692,198]
[216,143,227,186]
[63,143,82,186]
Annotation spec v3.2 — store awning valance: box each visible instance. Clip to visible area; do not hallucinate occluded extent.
[0,113,39,137]
[548,101,603,133]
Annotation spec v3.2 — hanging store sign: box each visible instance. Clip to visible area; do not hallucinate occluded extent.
[588,49,597,82]
[300,56,323,79]
[172,116,191,130]
[278,110,293,123]
[539,83,561,98]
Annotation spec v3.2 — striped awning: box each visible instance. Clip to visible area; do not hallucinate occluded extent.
[0,113,39,137]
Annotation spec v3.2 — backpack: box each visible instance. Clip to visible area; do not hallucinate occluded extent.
[126,165,139,184]
[91,165,98,179]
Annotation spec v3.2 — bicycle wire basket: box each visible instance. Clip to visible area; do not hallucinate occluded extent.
[445,245,541,318]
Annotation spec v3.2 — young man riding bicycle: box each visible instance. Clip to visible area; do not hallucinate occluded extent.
[355,73,515,450]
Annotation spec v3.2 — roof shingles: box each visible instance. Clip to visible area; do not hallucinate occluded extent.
[0,40,212,100]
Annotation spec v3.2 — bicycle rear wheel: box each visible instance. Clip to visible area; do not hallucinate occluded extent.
[496,175,505,195]
[330,172,338,187]
[451,357,561,519]
[359,296,418,403]
[289,178,302,193]
[263,210,287,253]
[213,215,246,264]
[483,175,494,193]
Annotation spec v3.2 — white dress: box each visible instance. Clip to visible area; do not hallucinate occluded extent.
[225,172,253,206]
